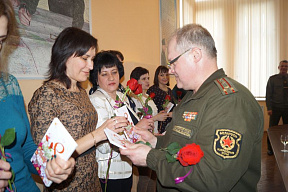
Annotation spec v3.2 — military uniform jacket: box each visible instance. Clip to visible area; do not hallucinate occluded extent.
[147,69,264,192]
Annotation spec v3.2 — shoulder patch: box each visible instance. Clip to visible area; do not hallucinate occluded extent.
[213,129,242,159]
[214,78,238,95]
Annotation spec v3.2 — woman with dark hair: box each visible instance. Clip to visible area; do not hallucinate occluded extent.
[0,1,75,191]
[106,49,137,112]
[89,51,153,192]
[147,66,175,133]
[130,67,168,134]
[130,67,170,192]
[28,27,127,191]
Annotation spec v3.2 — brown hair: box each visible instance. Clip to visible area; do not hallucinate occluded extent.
[0,0,16,35]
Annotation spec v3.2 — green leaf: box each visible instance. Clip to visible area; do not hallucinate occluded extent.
[138,108,145,114]
[1,128,15,147]
[166,153,177,163]
[147,106,153,115]
[167,142,181,155]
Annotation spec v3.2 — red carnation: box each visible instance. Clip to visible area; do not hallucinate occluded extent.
[149,92,156,99]
[127,78,138,91]
[176,91,182,97]
[177,143,204,166]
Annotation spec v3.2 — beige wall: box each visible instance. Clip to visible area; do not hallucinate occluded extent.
[19,0,171,111]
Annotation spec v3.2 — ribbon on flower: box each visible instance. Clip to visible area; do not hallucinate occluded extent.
[163,142,204,184]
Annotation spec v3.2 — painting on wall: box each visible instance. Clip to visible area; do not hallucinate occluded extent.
[3,0,91,79]
[159,0,177,66]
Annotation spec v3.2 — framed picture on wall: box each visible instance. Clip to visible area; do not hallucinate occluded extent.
[4,0,91,79]
[159,0,177,66]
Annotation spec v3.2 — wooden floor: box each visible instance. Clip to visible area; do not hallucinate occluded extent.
[257,131,286,192]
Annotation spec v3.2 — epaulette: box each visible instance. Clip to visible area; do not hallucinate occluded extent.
[214,77,238,95]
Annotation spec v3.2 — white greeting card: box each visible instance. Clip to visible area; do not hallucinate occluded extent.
[114,105,140,143]
[104,128,128,149]
[30,118,78,187]
[114,105,134,126]
[165,102,174,113]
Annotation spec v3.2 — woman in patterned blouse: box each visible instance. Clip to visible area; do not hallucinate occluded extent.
[28,27,128,192]
[147,66,175,133]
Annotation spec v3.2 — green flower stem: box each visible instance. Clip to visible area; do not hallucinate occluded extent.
[105,146,114,192]
[121,88,131,103]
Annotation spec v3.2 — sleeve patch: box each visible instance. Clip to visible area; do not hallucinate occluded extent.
[213,129,242,159]
[214,78,238,95]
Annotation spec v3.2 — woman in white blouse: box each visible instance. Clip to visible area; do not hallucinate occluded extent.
[129,67,168,192]
[89,51,153,192]
[130,67,168,134]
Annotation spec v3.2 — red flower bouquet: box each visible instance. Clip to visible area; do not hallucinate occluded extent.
[163,142,204,184]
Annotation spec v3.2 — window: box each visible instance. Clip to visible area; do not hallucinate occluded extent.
[181,0,288,97]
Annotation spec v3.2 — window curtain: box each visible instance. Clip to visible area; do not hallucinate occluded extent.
[181,0,288,97]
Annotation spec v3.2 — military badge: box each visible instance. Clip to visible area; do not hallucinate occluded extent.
[213,129,242,159]
[182,112,198,122]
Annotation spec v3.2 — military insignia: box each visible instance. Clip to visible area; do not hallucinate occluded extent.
[213,129,242,159]
[182,112,198,122]
[173,126,192,138]
[214,78,238,95]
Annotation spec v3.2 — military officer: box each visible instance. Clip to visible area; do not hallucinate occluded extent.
[120,24,264,192]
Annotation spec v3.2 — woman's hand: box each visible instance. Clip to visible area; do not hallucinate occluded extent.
[96,116,128,142]
[153,110,168,121]
[45,156,75,184]
[0,160,11,191]
[167,112,173,118]
[136,118,154,130]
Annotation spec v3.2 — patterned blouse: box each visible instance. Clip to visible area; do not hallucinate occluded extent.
[28,81,101,192]
[147,85,175,133]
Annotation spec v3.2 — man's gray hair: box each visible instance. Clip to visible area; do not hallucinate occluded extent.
[171,24,217,59]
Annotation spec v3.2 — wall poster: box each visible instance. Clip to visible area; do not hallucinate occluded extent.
[4,0,91,79]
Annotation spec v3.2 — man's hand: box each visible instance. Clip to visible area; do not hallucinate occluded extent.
[134,127,157,148]
[0,160,12,191]
[120,142,151,166]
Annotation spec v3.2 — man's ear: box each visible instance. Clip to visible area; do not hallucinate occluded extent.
[192,48,202,63]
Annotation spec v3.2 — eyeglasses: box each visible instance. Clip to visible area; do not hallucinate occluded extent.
[166,48,192,69]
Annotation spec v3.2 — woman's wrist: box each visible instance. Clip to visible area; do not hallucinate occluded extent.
[90,132,97,147]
